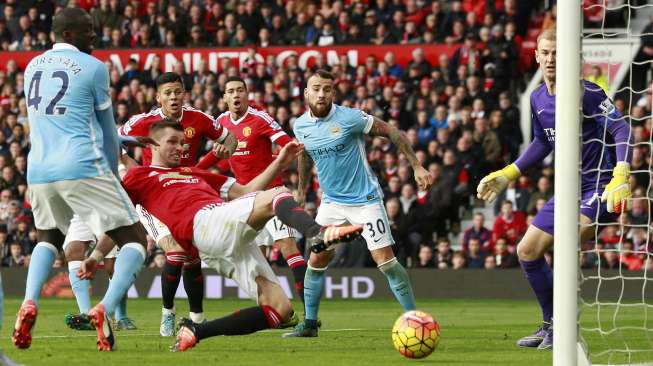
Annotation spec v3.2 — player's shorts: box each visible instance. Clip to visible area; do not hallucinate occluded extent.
[532,189,617,236]
[315,200,394,251]
[29,174,139,237]
[136,204,172,245]
[63,215,119,258]
[192,193,279,300]
[254,216,297,247]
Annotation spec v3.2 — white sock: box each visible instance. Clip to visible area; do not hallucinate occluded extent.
[162,307,175,316]
[189,312,204,323]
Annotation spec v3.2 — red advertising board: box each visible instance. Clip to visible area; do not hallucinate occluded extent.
[0,44,459,74]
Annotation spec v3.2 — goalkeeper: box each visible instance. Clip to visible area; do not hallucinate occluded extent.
[476,29,632,351]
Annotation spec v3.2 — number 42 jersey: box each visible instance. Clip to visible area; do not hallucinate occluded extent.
[25,43,114,184]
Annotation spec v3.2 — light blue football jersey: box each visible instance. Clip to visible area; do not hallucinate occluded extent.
[25,43,114,184]
[294,104,383,205]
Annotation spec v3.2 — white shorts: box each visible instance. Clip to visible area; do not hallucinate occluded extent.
[136,204,171,245]
[315,201,394,251]
[254,216,297,247]
[29,174,139,237]
[192,193,279,300]
[63,215,118,258]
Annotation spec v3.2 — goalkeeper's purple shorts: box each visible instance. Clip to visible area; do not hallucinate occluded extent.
[531,189,617,236]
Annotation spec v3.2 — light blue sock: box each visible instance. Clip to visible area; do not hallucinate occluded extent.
[114,293,128,321]
[25,243,58,305]
[304,265,327,324]
[100,243,145,315]
[68,261,91,314]
[379,258,416,311]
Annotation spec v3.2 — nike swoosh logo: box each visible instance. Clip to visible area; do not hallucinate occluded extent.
[303,134,312,138]
[537,109,545,115]
[373,237,382,243]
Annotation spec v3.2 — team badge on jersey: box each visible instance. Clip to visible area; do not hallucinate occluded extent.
[330,125,341,136]
[243,127,252,137]
[180,167,192,173]
[184,127,196,138]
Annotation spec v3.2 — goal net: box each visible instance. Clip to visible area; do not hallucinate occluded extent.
[577,1,653,365]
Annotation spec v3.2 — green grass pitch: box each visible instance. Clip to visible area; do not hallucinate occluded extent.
[0,298,559,366]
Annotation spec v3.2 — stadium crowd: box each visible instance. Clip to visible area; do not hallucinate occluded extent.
[0,0,651,271]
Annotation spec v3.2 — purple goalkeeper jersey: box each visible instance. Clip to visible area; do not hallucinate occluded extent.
[515,80,632,192]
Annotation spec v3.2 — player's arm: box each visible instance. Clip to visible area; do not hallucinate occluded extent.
[368,117,432,191]
[477,104,553,203]
[92,64,121,176]
[296,149,313,206]
[227,141,303,200]
[598,95,633,213]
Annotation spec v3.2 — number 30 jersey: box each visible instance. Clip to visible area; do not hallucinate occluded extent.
[25,43,114,184]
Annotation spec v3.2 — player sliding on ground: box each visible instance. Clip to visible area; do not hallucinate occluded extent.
[93,119,363,352]
[16,8,149,352]
[284,69,433,338]
[476,29,632,350]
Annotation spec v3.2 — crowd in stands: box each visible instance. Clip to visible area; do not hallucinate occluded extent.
[0,1,651,271]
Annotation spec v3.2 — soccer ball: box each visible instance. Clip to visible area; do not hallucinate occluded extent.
[391,310,440,359]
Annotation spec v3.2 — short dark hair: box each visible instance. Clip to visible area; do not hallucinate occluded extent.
[311,69,334,81]
[150,118,183,136]
[155,72,184,90]
[225,76,247,90]
[52,7,89,38]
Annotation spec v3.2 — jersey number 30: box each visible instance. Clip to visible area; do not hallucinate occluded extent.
[27,70,69,115]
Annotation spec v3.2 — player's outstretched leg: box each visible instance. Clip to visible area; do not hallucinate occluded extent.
[182,257,205,324]
[172,276,292,352]
[278,238,307,305]
[376,254,416,311]
[516,226,554,349]
[14,232,62,349]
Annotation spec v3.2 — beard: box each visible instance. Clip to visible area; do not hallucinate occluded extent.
[309,101,332,118]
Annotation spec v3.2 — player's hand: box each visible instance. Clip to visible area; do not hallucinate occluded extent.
[77,258,99,280]
[277,141,304,169]
[212,142,231,159]
[601,162,631,213]
[413,166,432,191]
[476,164,521,203]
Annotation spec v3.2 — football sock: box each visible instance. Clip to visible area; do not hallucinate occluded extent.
[114,293,128,321]
[193,306,281,340]
[378,258,417,311]
[25,242,58,306]
[272,193,321,237]
[303,264,327,326]
[68,260,91,314]
[100,243,145,315]
[285,252,306,304]
[182,259,204,317]
[521,258,553,323]
[162,252,186,310]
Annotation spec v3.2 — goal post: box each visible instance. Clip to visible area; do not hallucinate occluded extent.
[553,1,582,366]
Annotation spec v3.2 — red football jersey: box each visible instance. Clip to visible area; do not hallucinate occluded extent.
[119,106,229,166]
[122,165,235,251]
[217,106,292,188]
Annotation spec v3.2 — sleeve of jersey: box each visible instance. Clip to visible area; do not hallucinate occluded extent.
[207,115,229,143]
[586,87,633,163]
[196,152,220,170]
[92,63,112,111]
[349,108,374,134]
[119,114,151,137]
[259,114,291,145]
[514,103,552,172]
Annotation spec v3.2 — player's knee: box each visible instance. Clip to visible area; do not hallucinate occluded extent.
[64,241,87,261]
[276,238,298,255]
[159,235,184,253]
[309,250,331,268]
[517,241,539,261]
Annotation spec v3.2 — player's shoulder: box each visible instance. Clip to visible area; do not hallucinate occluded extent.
[530,83,548,101]
[182,105,216,122]
[123,165,153,182]
[582,79,614,113]
[581,79,608,99]
[122,108,161,132]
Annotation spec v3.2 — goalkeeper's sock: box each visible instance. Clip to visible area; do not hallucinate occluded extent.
[521,258,553,323]
[193,306,281,340]
[304,265,327,324]
[285,252,306,304]
[379,257,417,311]
[182,259,204,318]
[68,261,91,314]
[25,242,57,306]
[162,252,186,310]
[273,192,321,238]
[100,243,145,315]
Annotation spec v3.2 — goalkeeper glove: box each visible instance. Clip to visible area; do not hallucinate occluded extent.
[601,162,631,214]
[476,164,521,203]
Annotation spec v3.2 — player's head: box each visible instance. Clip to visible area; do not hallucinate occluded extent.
[535,29,556,84]
[52,7,95,54]
[223,76,248,115]
[305,69,335,118]
[150,118,185,167]
[155,72,185,118]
